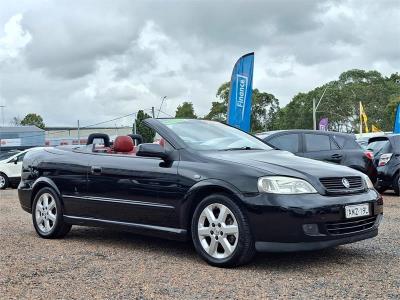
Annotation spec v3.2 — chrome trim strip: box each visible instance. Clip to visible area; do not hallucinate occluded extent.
[63,215,186,235]
[62,194,174,209]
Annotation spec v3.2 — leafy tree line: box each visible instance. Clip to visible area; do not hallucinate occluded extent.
[173,83,280,133]
[174,69,400,133]
[273,70,400,132]
[203,82,280,132]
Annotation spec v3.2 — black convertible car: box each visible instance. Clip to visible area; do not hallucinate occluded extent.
[18,119,383,267]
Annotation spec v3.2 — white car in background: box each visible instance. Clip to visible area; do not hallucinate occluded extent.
[0,148,44,189]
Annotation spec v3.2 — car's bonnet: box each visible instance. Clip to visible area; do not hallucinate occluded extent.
[203,149,363,180]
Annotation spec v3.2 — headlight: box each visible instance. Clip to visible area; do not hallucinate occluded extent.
[258,176,317,194]
[363,175,374,189]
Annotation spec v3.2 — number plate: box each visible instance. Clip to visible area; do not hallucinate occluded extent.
[345,204,370,219]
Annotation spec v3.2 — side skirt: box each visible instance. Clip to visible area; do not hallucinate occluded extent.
[63,215,189,241]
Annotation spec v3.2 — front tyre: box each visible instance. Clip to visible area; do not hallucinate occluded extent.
[191,194,255,267]
[32,187,71,238]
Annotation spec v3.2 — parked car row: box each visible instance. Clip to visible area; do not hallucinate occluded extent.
[2,130,398,196]
[0,148,45,189]
[367,135,400,194]
[257,130,377,183]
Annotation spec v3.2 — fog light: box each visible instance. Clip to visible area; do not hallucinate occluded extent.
[302,224,320,236]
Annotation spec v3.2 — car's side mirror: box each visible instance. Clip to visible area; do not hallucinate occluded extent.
[10,157,18,164]
[136,143,169,160]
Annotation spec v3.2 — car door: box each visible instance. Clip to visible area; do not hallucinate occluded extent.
[85,152,180,228]
[302,133,344,164]
[266,133,302,155]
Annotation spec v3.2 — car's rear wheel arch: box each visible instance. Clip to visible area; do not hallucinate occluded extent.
[31,179,63,210]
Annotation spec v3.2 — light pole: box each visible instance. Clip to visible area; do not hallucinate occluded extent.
[77,120,80,144]
[313,85,330,130]
[157,96,167,118]
[0,105,5,127]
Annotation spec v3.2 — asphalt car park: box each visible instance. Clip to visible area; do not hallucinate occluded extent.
[0,188,399,299]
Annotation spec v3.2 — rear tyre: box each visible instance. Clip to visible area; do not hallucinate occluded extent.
[0,173,9,189]
[393,174,400,196]
[32,187,71,238]
[191,194,255,267]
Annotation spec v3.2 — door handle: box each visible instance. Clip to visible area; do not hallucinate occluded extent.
[331,154,342,159]
[91,166,102,175]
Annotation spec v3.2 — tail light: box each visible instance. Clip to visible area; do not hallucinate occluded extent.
[364,151,373,160]
[378,153,393,166]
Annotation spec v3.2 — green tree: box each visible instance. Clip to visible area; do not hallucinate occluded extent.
[387,94,400,126]
[136,110,155,143]
[205,82,229,121]
[20,113,45,129]
[205,82,280,132]
[251,89,280,132]
[175,101,197,118]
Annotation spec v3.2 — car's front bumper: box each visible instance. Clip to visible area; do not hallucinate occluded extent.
[255,228,378,252]
[240,189,383,252]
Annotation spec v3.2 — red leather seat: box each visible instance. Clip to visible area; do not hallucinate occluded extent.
[159,138,165,148]
[113,136,134,154]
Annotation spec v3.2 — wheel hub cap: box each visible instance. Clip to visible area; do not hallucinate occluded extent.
[197,203,239,259]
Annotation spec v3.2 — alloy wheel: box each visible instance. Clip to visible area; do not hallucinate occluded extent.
[197,203,239,259]
[0,176,5,188]
[35,193,57,233]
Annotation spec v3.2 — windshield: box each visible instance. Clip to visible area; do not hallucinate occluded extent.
[0,150,21,161]
[160,119,272,151]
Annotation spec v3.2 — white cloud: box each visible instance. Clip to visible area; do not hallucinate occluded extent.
[0,14,31,62]
[0,0,398,126]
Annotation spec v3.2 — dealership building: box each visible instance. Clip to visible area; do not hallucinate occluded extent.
[45,126,132,146]
[0,126,45,149]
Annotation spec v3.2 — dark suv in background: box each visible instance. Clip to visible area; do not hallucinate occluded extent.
[257,130,377,183]
[368,135,400,194]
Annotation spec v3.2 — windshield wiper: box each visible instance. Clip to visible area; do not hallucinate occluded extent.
[220,146,263,151]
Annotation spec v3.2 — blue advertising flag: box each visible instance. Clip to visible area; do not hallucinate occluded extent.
[394,104,400,133]
[227,52,254,132]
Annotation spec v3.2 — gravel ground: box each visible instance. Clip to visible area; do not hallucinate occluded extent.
[0,189,399,299]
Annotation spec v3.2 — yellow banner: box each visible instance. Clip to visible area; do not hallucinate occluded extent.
[360,102,369,133]
[372,124,381,132]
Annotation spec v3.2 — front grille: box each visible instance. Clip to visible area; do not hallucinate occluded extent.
[326,216,377,235]
[319,176,365,194]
